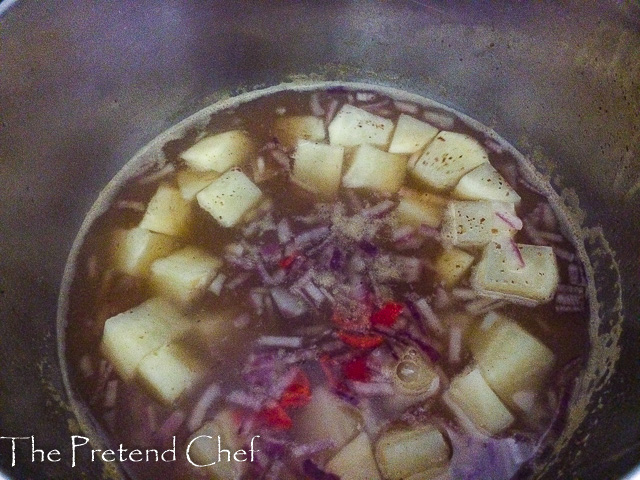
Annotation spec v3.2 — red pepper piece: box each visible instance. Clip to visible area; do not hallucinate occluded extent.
[279,369,311,408]
[337,331,383,349]
[259,403,293,430]
[371,302,404,327]
[279,252,299,269]
[343,356,370,382]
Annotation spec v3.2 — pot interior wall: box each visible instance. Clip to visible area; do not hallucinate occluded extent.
[0,1,638,479]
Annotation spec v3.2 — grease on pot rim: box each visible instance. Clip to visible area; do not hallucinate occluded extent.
[60,84,591,480]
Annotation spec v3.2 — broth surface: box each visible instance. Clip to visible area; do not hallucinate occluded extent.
[62,85,590,480]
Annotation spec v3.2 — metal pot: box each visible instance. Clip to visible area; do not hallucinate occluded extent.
[1,1,638,478]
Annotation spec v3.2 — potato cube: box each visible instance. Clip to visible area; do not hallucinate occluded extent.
[396,188,446,228]
[292,140,344,198]
[375,425,450,480]
[292,387,361,460]
[137,342,207,405]
[434,247,475,288]
[111,227,180,276]
[328,104,394,147]
[342,144,407,193]
[445,367,514,435]
[273,115,326,147]
[467,313,555,407]
[100,298,190,381]
[176,169,220,200]
[471,242,559,304]
[453,163,521,203]
[180,130,254,172]
[441,200,517,249]
[196,169,263,228]
[139,183,193,236]
[150,246,222,306]
[409,131,488,190]
[186,410,246,480]
[326,432,381,480]
[388,114,439,154]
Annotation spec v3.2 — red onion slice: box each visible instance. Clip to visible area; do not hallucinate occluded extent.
[257,335,303,349]
[187,383,221,432]
[270,287,308,318]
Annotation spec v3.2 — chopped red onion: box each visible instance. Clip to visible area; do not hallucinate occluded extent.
[414,298,446,336]
[495,211,523,231]
[156,410,185,443]
[277,218,293,244]
[233,313,252,329]
[115,199,146,212]
[448,326,463,365]
[553,246,576,262]
[484,138,505,154]
[324,98,340,126]
[508,239,526,269]
[291,439,336,458]
[465,297,507,315]
[187,383,221,432]
[227,390,265,411]
[294,225,331,249]
[556,284,585,295]
[310,92,325,116]
[356,91,377,102]
[208,273,226,296]
[418,223,441,239]
[79,355,93,378]
[136,163,175,185]
[257,335,303,349]
[300,280,327,308]
[256,259,286,286]
[451,287,477,300]
[433,286,451,310]
[271,287,308,318]
[537,230,565,244]
[360,199,397,218]
[423,110,455,130]
[103,380,118,409]
[225,272,252,290]
[270,149,291,170]
[568,263,587,286]
[393,100,420,115]
[391,224,415,243]
[392,255,423,283]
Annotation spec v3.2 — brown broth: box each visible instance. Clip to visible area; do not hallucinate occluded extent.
[63,85,591,480]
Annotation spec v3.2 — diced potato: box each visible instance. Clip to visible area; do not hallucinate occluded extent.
[328,104,394,147]
[375,425,450,480]
[139,183,193,236]
[100,298,190,381]
[176,169,221,200]
[292,140,344,198]
[180,130,254,172]
[273,115,326,147]
[467,313,555,408]
[197,169,263,228]
[342,144,407,193]
[388,114,439,154]
[292,387,361,460]
[396,188,447,228]
[111,227,180,276]
[186,410,246,480]
[326,432,381,480]
[137,341,207,405]
[441,200,517,249]
[470,242,559,305]
[445,367,514,435]
[434,247,475,288]
[150,246,223,306]
[453,163,521,203]
[409,131,488,190]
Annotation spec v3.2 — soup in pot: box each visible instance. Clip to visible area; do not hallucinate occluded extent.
[62,85,590,480]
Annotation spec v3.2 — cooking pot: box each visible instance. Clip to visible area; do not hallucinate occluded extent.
[1,1,639,478]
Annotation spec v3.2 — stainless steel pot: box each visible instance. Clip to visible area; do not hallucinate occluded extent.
[1,1,638,478]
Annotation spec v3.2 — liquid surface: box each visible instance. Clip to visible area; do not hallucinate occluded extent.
[62,85,590,480]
